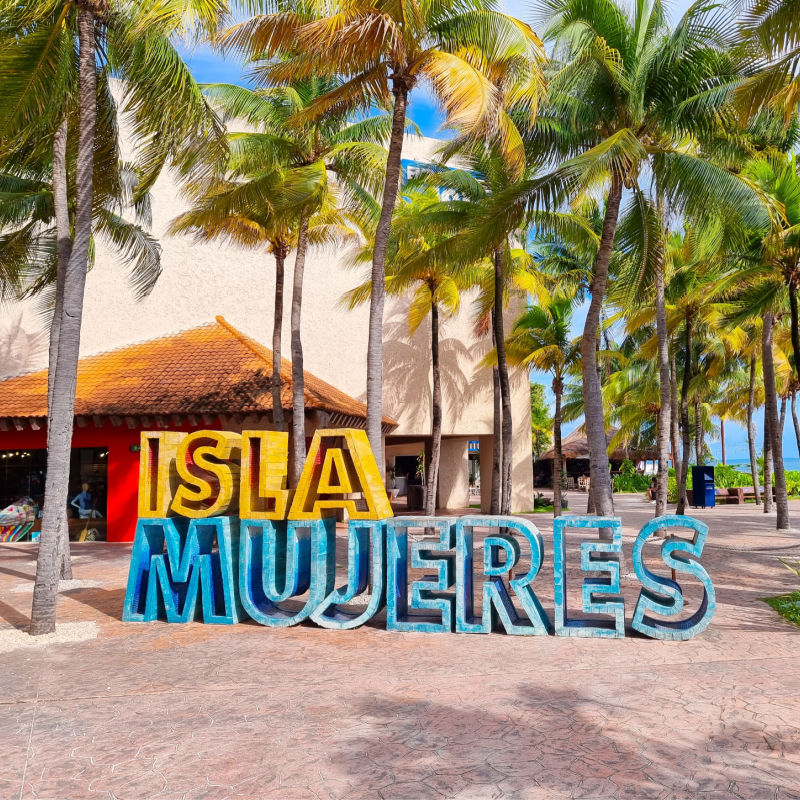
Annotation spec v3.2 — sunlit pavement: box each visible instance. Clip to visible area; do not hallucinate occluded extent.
[1,494,799,800]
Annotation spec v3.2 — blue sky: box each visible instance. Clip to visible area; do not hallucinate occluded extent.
[178,0,800,466]
[180,0,700,136]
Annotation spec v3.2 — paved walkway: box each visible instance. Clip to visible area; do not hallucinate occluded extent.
[1,496,799,800]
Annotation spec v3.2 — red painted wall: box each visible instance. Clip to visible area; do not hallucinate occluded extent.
[0,421,221,543]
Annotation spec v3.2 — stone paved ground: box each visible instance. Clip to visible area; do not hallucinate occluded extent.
[1,495,800,800]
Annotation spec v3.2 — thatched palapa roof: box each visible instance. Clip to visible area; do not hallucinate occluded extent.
[538,427,658,462]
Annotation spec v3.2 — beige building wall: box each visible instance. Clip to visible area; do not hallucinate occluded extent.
[2,135,534,511]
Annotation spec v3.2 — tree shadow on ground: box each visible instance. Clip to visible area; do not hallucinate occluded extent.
[60,587,126,620]
[0,565,35,581]
[327,683,800,799]
[0,598,30,628]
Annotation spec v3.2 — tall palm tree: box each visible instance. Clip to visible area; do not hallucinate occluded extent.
[506,298,579,516]
[183,81,385,481]
[344,188,480,515]
[1,0,227,636]
[401,144,595,513]
[724,155,800,528]
[1,66,164,581]
[221,0,547,464]
[505,0,771,520]
[743,156,800,384]
[707,346,763,503]
[171,82,381,442]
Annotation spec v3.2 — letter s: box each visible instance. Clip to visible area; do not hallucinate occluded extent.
[631,515,715,640]
[171,430,241,518]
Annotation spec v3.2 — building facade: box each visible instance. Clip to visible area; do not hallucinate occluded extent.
[0,135,534,531]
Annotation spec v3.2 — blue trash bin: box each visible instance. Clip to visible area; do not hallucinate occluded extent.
[691,465,715,508]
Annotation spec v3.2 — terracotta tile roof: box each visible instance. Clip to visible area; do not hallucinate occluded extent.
[0,316,397,427]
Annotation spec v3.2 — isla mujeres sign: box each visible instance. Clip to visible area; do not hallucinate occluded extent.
[123,428,715,640]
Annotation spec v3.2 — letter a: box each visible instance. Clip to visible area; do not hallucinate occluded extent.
[289,429,392,520]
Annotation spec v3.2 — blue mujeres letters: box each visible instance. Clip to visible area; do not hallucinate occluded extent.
[123,514,715,640]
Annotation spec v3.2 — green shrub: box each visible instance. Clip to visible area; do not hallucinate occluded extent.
[713,465,754,488]
[533,492,568,510]
[667,475,678,503]
[785,470,800,495]
[613,472,652,493]
[619,459,637,476]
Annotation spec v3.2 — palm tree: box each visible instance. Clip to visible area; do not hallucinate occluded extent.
[344,188,479,515]
[743,156,800,384]
[620,226,750,513]
[171,82,381,441]
[725,155,800,528]
[171,166,296,431]
[736,0,800,121]
[1,71,165,579]
[506,298,579,516]
[220,0,547,465]
[510,0,771,520]
[181,81,385,481]
[400,144,595,513]
[1,0,227,635]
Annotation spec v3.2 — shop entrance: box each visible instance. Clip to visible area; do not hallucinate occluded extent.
[0,446,108,540]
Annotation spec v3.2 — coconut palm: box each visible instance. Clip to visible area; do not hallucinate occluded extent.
[399,142,596,513]
[344,188,481,514]
[1,0,227,635]
[742,156,800,383]
[171,81,383,445]
[1,42,168,582]
[719,155,800,528]
[480,0,772,520]
[736,0,800,121]
[1,141,161,577]
[220,0,547,464]
[707,344,763,503]
[506,298,579,516]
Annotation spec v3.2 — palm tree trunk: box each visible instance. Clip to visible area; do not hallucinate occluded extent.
[787,278,800,385]
[762,312,789,528]
[581,175,622,519]
[366,81,408,471]
[720,417,726,465]
[676,319,693,515]
[552,376,563,517]
[694,402,703,465]
[50,116,73,582]
[670,351,681,491]
[271,248,286,430]
[425,300,442,516]
[779,394,787,437]
[655,260,670,516]
[490,356,501,515]
[747,353,761,505]
[493,248,513,514]
[764,411,774,512]
[791,390,800,460]
[30,9,96,635]
[290,214,310,487]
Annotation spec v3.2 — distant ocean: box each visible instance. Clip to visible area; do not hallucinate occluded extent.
[725,458,800,472]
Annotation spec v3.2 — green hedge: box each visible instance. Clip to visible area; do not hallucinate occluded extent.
[613,473,652,492]
[664,465,800,501]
